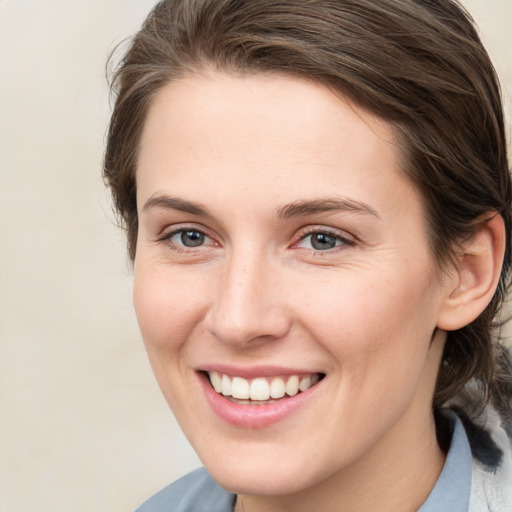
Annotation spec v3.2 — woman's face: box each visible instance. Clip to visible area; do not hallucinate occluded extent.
[134,72,453,495]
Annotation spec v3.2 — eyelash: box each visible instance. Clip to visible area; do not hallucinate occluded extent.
[293,227,356,253]
[157,225,355,254]
[157,225,216,253]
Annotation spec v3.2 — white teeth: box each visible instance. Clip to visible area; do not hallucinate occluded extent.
[210,371,222,393]
[231,377,250,399]
[208,372,320,401]
[221,374,232,396]
[250,378,270,401]
[299,375,311,392]
[285,375,299,396]
[270,377,286,399]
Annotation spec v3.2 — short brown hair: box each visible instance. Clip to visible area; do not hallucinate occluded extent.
[104,0,512,418]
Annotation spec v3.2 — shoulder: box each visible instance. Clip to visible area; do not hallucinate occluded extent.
[135,467,235,512]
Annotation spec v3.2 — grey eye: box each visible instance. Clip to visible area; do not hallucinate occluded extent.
[179,230,205,247]
[309,233,338,250]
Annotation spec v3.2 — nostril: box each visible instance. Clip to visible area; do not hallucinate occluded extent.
[207,314,292,347]
[204,262,292,346]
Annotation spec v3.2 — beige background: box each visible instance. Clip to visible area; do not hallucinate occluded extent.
[0,1,510,511]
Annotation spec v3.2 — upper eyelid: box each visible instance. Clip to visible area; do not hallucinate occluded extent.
[157,226,218,253]
[158,223,212,240]
[291,227,358,254]
[295,225,355,242]
[155,223,355,247]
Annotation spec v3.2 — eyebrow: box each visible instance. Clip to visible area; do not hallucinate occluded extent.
[277,198,380,219]
[142,194,379,220]
[142,195,210,216]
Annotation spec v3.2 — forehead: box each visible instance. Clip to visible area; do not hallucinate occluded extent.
[139,71,398,158]
[137,71,417,223]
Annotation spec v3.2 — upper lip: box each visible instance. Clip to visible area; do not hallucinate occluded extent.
[198,364,324,379]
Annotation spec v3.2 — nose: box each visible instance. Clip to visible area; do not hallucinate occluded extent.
[204,250,291,347]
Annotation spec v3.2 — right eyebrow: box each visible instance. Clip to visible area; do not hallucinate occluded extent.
[141,194,210,216]
[277,197,380,219]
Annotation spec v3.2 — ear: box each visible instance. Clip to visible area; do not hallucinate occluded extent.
[437,214,506,331]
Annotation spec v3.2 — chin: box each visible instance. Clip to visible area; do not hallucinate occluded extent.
[206,460,322,496]
[192,436,335,497]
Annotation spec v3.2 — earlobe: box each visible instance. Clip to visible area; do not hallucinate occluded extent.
[437,214,505,331]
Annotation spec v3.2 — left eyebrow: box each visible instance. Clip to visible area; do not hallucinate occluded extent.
[277,198,380,219]
[141,194,211,217]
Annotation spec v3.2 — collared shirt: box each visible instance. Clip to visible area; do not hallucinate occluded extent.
[419,411,472,511]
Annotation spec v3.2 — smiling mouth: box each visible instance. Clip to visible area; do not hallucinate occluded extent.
[206,371,324,405]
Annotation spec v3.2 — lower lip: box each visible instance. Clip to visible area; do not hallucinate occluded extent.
[198,373,322,429]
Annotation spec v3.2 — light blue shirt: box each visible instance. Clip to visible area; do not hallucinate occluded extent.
[419,411,472,512]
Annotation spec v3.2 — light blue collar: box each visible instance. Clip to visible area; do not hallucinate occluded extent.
[419,411,472,512]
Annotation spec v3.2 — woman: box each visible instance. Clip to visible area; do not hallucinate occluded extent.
[104,0,512,510]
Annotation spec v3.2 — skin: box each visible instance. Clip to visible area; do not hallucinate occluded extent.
[133,71,463,512]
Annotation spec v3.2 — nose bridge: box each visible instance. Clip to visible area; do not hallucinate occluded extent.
[208,244,289,346]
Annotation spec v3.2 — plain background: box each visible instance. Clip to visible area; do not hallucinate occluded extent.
[0,1,510,511]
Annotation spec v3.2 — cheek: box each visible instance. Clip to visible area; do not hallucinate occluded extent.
[301,272,441,436]
[299,267,439,373]
[132,262,212,418]
[133,262,210,351]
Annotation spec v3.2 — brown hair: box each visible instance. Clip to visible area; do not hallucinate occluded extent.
[104,0,512,418]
